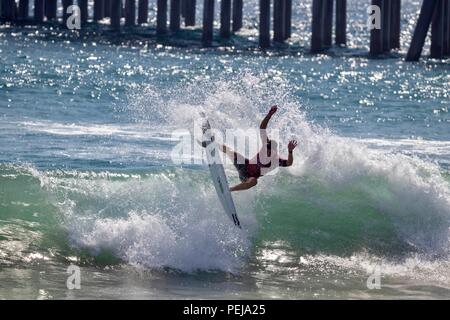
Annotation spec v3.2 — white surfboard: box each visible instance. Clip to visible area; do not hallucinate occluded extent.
[201,116,241,228]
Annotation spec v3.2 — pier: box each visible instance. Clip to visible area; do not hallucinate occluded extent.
[0,0,449,61]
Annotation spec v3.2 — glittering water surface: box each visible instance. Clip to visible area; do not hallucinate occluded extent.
[0,0,450,299]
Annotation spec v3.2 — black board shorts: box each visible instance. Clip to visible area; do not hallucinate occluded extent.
[234,160,249,182]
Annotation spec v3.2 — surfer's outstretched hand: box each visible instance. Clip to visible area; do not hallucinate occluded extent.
[288,140,298,151]
[269,105,278,115]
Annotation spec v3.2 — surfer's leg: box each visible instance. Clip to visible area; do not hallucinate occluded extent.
[230,177,257,192]
[197,140,246,164]
[218,144,246,165]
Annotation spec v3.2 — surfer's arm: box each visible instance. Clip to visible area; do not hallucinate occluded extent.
[260,106,277,142]
[285,140,298,167]
[279,154,293,167]
[230,178,257,192]
[287,152,294,167]
[260,106,277,130]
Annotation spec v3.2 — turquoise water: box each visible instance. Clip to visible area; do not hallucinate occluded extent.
[1,0,450,299]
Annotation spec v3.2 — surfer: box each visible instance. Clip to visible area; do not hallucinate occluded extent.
[218,106,297,192]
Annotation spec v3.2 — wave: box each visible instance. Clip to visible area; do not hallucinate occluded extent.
[1,74,450,275]
[123,73,450,255]
[1,154,449,273]
[0,164,253,272]
[17,120,177,140]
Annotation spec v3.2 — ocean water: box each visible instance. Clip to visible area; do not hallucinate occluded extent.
[1,0,450,299]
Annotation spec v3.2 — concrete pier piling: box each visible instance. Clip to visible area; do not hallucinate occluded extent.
[18,0,28,20]
[335,0,346,46]
[220,0,232,38]
[381,0,391,53]
[125,0,136,26]
[181,0,187,18]
[2,0,16,21]
[390,0,401,49]
[259,0,270,48]
[369,0,393,54]
[370,0,383,56]
[185,0,196,26]
[111,0,122,30]
[430,0,445,58]
[445,0,450,56]
[170,0,181,31]
[202,0,214,46]
[406,0,439,61]
[94,0,105,21]
[274,0,286,43]
[285,0,292,40]
[323,0,334,48]
[34,0,45,23]
[232,0,243,32]
[79,0,88,25]
[312,0,343,51]
[45,0,58,21]
[157,0,168,35]
[311,0,324,53]
[62,0,73,27]
[138,0,148,24]
[104,0,112,18]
